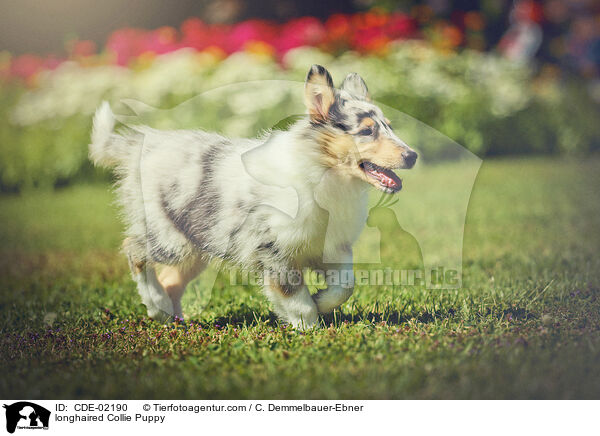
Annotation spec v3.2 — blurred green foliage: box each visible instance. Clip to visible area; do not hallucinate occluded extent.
[1,44,599,190]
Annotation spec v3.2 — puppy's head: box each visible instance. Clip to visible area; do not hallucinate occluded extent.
[304,65,417,193]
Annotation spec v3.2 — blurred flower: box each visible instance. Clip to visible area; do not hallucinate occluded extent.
[464,11,485,32]
[385,13,417,40]
[428,22,464,52]
[352,26,390,54]
[352,10,388,29]
[443,24,464,48]
[228,19,278,53]
[276,17,326,56]
[512,0,544,24]
[244,41,276,59]
[9,54,61,85]
[106,28,146,66]
[324,14,352,51]
[0,11,416,81]
[69,40,97,58]
[143,26,181,55]
[349,11,415,54]
[181,18,211,51]
[10,54,43,80]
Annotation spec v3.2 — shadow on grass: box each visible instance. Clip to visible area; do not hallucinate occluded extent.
[193,303,537,329]
[183,304,534,329]
[320,307,458,326]
[189,311,281,329]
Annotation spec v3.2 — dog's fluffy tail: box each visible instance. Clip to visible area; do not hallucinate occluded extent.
[89,101,121,168]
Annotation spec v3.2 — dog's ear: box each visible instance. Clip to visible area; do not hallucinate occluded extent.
[340,73,369,100]
[304,65,335,122]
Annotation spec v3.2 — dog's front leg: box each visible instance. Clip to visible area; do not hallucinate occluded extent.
[263,270,318,330]
[313,250,355,314]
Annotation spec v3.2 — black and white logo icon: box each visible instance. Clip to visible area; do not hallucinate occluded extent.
[3,402,50,433]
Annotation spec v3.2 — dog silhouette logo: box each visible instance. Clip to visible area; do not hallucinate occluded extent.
[3,402,50,433]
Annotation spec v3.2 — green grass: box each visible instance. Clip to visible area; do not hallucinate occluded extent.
[1,157,600,399]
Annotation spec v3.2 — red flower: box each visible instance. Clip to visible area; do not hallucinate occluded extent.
[385,13,417,39]
[206,24,232,53]
[352,26,390,53]
[181,18,210,51]
[352,11,388,30]
[324,14,352,50]
[349,11,393,53]
[181,19,232,53]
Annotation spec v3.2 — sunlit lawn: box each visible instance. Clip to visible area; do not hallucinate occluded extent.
[1,156,599,399]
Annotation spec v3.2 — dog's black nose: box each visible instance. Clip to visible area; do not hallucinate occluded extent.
[402,150,418,168]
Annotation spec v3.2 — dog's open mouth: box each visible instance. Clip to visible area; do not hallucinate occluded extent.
[359,161,402,193]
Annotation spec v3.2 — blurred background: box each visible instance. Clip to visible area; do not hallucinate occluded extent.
[1,0,599,191]
[2,1,600,400]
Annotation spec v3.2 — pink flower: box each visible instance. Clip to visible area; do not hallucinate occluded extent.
[141,26,182,55]
[276,17,326,55]
[10,54,44,80]
[228,19,278,53]
[106,28,146,65]
[42,55,62,70]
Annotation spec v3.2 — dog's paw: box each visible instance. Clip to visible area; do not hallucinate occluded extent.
[286,312,319,331]
[147,308,175,324]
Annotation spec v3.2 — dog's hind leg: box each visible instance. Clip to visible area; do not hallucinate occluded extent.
[158,256,208,320]
[123,238,174,322]
[134,264,175,322]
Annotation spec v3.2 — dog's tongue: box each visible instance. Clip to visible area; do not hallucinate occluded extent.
[363,163,402,190]
[370,167,399,189]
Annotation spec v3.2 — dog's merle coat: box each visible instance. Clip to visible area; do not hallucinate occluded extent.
[90,65,416,328]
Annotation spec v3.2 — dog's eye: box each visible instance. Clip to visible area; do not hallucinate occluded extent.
[358,127,373,136]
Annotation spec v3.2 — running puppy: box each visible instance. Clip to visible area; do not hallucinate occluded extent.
[89,65,417,329]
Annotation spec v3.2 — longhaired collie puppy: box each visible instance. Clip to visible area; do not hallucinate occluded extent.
[90,65,417,329]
